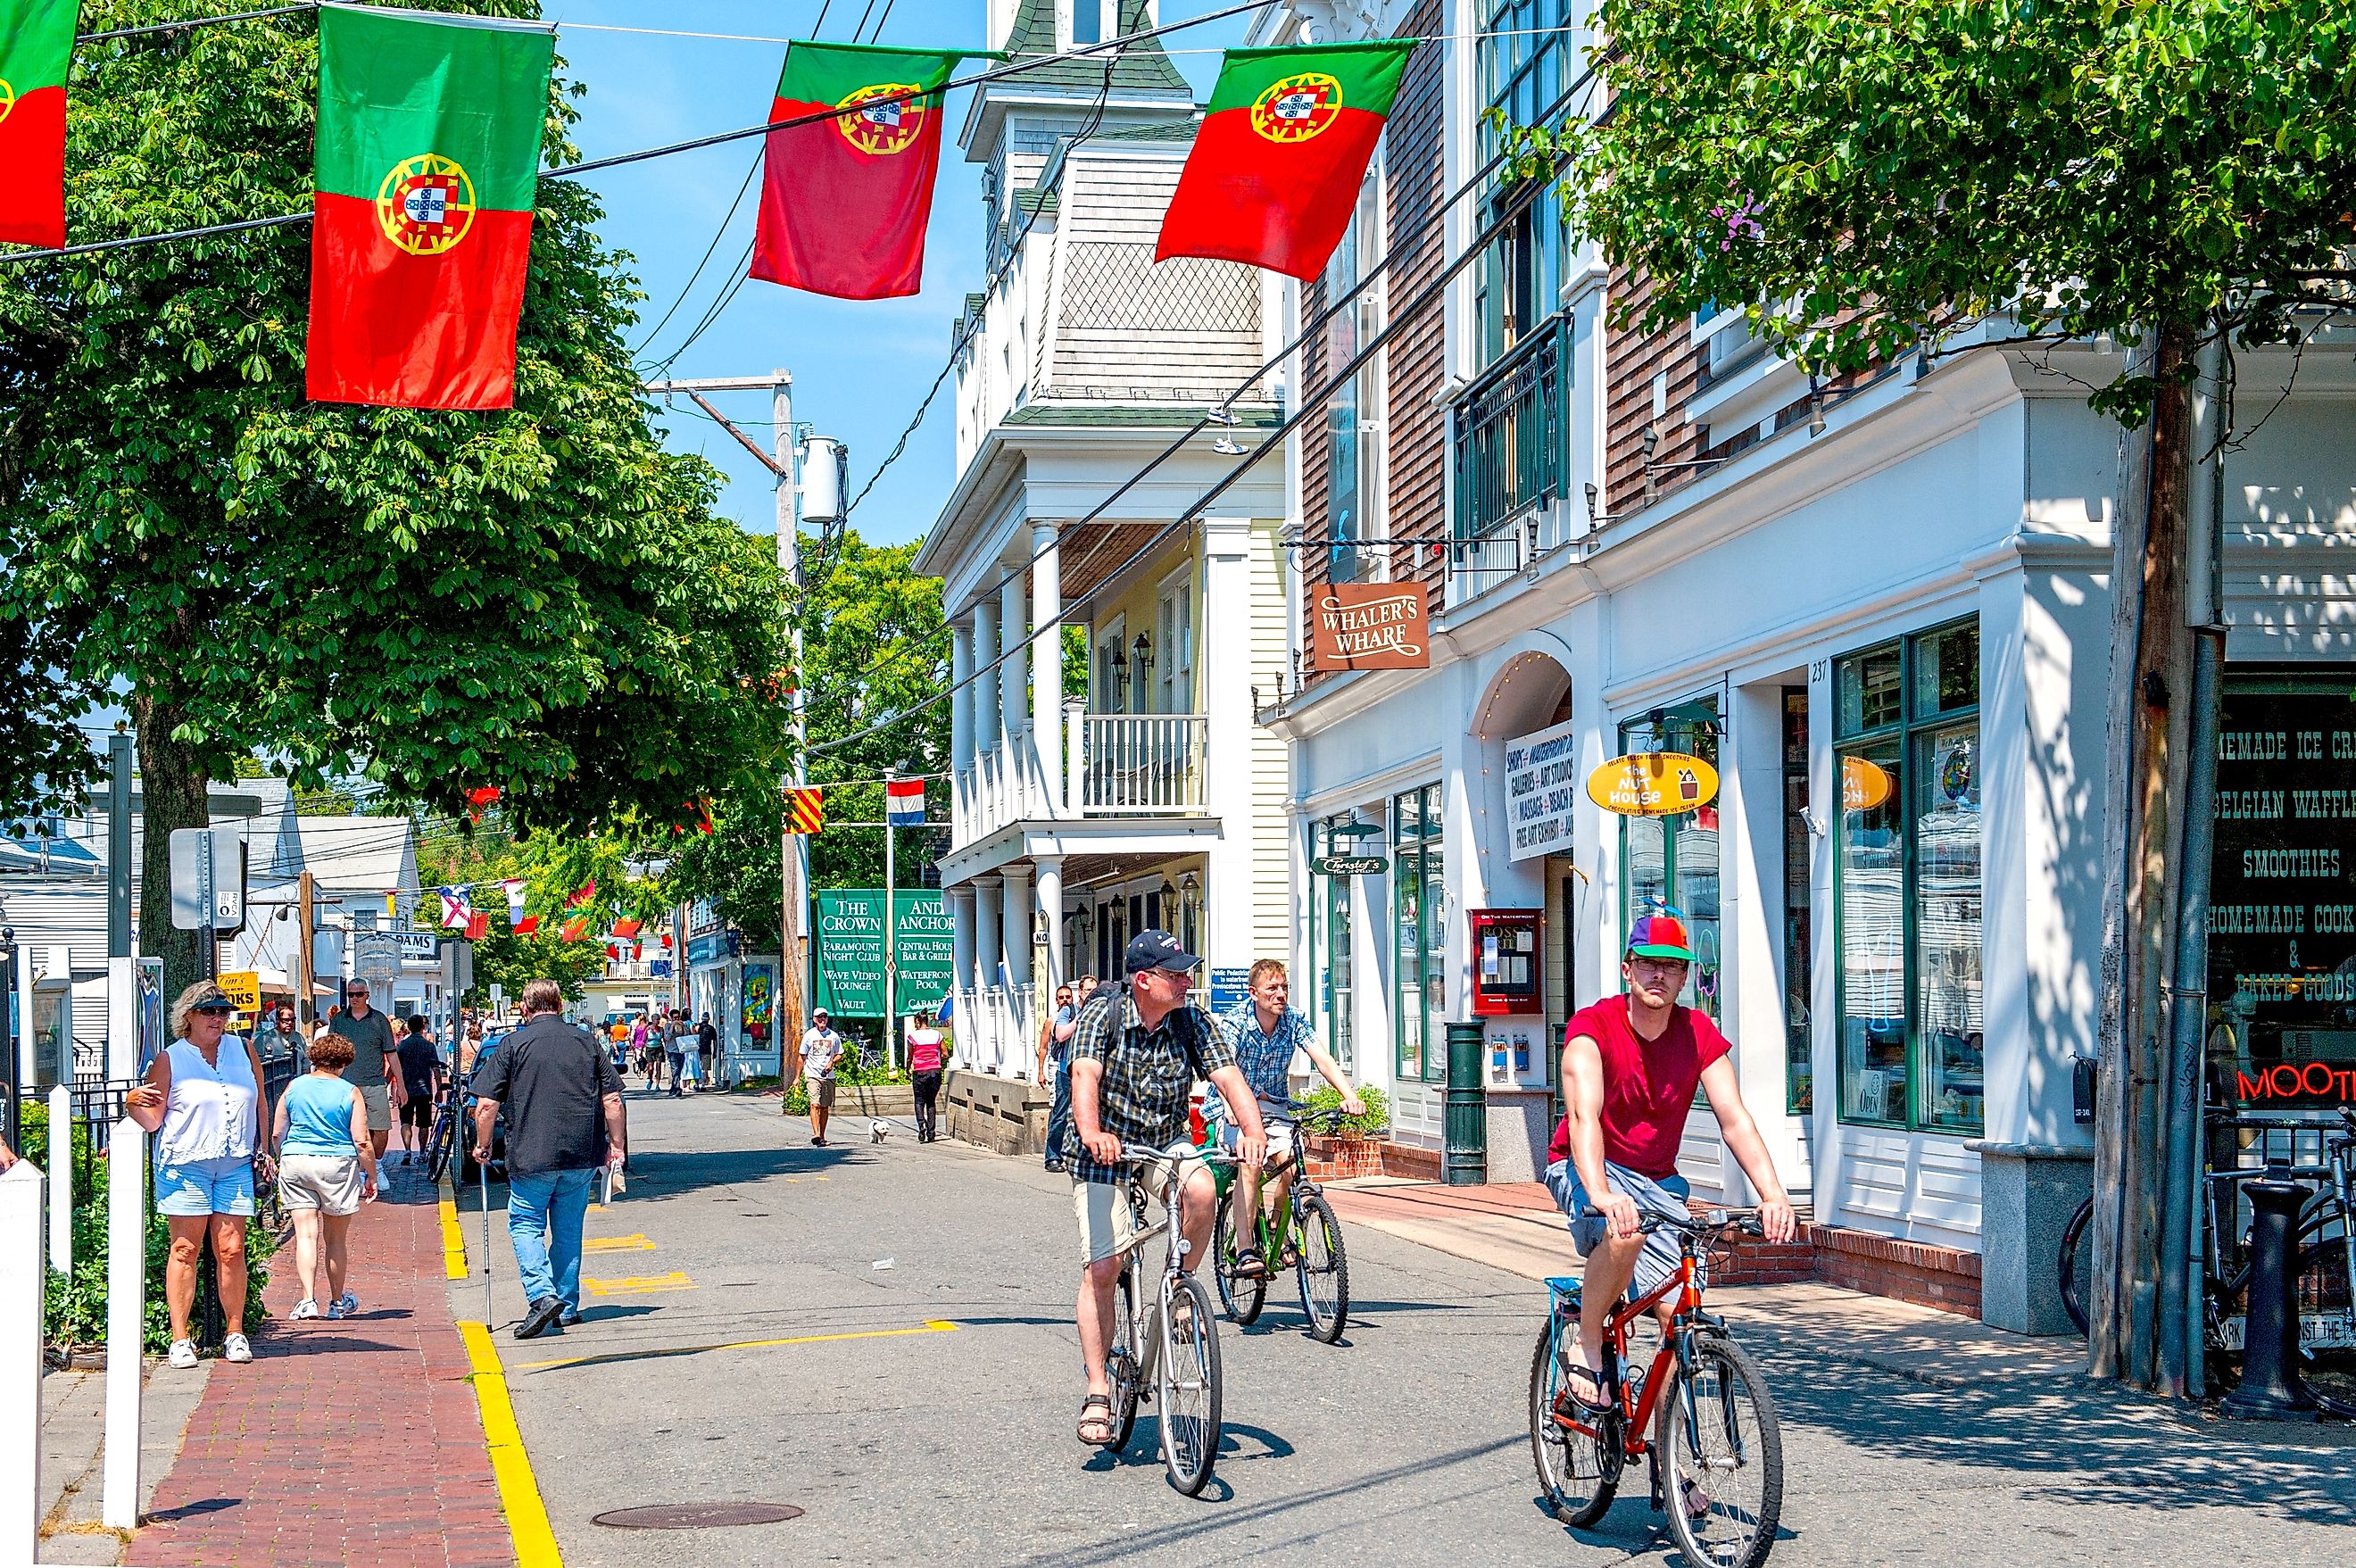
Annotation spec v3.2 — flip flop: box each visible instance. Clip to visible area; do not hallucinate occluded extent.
[1077,1393,1115,1446]
[1553,1363,1615,1420]
[1232,1247,1267,1280]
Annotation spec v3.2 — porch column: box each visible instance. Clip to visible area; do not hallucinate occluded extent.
[971,874,1002,1072]
[1032,521,1065,817]
[1197,516,1256,975]
[1033,854,1065,992]
[1000,866,1035,1081]
[950,621,975,839]
[1000,568,1030,815]
[972,599,1000,757]
[949,884,977,996]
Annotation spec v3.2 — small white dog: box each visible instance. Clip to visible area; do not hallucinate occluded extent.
[869,1119,892,1144]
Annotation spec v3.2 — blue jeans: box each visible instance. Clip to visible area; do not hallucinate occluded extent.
[506,1166,595,1310]
[1044,1054,1072,1166]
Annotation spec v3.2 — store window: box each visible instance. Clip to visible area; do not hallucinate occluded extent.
[1834,618,1982,1132]
[1618,697,1722,1017]
[1474,0,1578,366]
[1782,688,1813,1113]
[1324,164,1382,585]
[1392,783,1446,1083]
[1314,816,1358,1074]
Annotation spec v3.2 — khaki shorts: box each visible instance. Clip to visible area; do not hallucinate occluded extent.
[1073,1140,1209,1265]
[279,1154,365,1216]
[807,1074,836,1108]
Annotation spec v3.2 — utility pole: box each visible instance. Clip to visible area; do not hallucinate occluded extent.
[641,372,808,1073]
[295,873,317,1031]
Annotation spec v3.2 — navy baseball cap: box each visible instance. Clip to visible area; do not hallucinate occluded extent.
[1124,928,1201,976]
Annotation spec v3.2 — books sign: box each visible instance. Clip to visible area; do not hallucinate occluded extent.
[1585,751,1720,817]
[1311,582,1428,670]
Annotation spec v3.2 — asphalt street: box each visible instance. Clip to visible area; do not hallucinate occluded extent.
[454,1090,2356,1567]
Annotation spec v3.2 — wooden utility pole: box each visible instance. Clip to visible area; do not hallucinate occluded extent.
[295,872,317,1030]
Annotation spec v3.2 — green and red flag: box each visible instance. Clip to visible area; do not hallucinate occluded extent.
[750,40,963,300]
[305,4,553,409]
[1156,40,1418,281]
[0,0,77,249]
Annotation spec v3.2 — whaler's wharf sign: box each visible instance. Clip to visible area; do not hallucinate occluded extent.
[1312,582,1429,671]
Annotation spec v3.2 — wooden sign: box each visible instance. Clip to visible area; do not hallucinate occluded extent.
[1841,755,1894,811]
[1585,752,1720,817]
[1312,582,1429,671]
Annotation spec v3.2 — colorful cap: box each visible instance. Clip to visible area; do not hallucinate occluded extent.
[1626,912,1694,962]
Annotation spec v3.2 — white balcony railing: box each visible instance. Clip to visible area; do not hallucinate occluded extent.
[948,983,1036,1080]
[1079,714,1206,814]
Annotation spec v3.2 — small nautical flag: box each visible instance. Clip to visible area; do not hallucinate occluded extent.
[785,787,824,835]
[438,886,472,930]
[502,878,527,925]
[885,776,926,825]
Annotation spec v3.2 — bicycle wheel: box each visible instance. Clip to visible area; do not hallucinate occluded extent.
[1102,1268,1141,1452]
[1294,1191,1350,1343]
[1655,1332,1783,1568]
[424,1107,453,1182]
[1157,1273,1224,1496]
[2058,1196,2094,1337]
[1529,1319,1617,1528]
[1212,1201,1266,1324]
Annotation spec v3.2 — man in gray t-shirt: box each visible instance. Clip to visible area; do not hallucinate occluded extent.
[331,979,398,1160]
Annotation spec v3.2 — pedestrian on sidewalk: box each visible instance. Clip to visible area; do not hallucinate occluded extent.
[667,1014,690,1097]
[1036,983,1078,1172]
[271,1031,377,1321]
[696,1013,718,1087]
[471,978,626,1340]
[394,1014,442,1166]
[800,1008,842,1145]
[127,981,274,1369]
[329,979,398,1162]
[908,1011,946,1141]
[253,1001,305,1069]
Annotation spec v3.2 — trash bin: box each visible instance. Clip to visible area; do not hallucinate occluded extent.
[1444,1021,1487,1185]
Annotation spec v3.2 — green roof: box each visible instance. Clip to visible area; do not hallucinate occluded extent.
[1004,402,1283,428]
[1001,0,1190,95]
[1015,187,1059,215]
[1091,119,1199,144]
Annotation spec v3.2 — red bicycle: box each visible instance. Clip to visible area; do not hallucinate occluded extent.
[1530,1208,1784,1567]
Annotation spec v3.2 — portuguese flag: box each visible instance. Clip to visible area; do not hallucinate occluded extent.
[750,41,962,301]
[306,4,553,409]
[0,0,76,250]
[1156,41,1418,281]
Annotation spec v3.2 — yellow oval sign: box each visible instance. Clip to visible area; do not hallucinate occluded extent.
[1585,752,1720,817]
[1841,755,1894,812]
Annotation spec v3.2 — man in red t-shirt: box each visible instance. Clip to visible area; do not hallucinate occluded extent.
[1547,911,1796,1415]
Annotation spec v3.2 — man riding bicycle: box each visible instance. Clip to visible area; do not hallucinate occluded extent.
[1068,929,1266,1447]
[1550,910,1796,1416]
[1205,958,1364,1279]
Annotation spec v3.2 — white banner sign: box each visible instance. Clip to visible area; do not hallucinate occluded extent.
[1503,718,1581,862]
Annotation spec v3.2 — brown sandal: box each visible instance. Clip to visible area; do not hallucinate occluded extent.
[1077,1393,1115,1445]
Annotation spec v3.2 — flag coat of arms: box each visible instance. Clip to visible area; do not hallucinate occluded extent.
[885,776,925,825]
[750,41,963,300]
[0,0,74,249]
[1156,41,1418,280]
[305,4,553,408]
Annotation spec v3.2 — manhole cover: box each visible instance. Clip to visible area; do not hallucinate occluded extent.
[593,1503,805,1530]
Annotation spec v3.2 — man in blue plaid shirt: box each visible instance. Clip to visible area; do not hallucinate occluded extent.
[1206,958,1364,1278]
[1067,930,1265,1447]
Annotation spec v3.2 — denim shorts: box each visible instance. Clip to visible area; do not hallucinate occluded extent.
[156,1155,257,1218]
[1544,1157,1694,1299]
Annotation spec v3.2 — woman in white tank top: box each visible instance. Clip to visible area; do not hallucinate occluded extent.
[127,980,275,1369]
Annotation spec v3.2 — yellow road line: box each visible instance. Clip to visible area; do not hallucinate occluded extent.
[583,1233,656,1253]
[460,1320,564,1568]
[584,1271,695,1297]
[519,1319,959,1373]
[438,1174,468,1282]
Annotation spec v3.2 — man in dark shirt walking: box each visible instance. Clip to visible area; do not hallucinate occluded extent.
[473,978,626,1340]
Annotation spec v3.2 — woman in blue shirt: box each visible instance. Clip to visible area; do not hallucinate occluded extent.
[272,1031,378,1321]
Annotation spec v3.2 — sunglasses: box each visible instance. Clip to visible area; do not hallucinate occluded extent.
[191,1000,236,1014]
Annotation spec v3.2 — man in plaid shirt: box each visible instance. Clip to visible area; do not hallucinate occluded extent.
[1206,958,1364,1278]
[1067,930,1265,1447]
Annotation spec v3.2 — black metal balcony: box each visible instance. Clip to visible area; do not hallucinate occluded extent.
[1451,313,1572,585]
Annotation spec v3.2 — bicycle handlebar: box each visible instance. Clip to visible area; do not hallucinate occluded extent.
[1582,1206,1768,1239]
[1117,1142,1240,1168]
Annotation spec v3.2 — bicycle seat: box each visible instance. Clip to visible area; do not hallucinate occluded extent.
[1545,1275,1582,1294]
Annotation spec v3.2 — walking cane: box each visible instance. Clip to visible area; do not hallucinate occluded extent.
[479,1151,494,1324]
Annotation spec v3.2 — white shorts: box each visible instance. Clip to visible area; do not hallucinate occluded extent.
[278,1154,365,1216]
[1073,1140,1210,1265]
[1214,1118,1298,1162]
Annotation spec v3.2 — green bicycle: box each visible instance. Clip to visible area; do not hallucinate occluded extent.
[1210,1104,1352,1342]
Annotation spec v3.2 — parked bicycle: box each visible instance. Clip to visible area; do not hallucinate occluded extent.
[2058,1106,2355,1357]
[1209,1102,1351,1342]
[1097,1142,1238,1496]
[1531,1207,1785,1568]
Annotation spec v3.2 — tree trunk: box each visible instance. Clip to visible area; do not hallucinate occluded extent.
[2091,321,2201,1387]
[134,684,213,1004]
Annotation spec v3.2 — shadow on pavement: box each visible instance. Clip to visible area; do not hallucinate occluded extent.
[147,1497,241,1522]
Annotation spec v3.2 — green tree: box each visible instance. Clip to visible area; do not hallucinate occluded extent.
[0,0,791,998]
[1512,0,2356,1390]
[666,529,950,948]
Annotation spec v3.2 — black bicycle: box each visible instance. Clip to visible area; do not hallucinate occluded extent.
[1209,1103,1352,1342]
[423,1086,461,1182]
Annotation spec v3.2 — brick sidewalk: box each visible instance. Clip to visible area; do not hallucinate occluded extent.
[130,1158,515,1568]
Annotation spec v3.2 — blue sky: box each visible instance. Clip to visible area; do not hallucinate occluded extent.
[539,0,1257,549]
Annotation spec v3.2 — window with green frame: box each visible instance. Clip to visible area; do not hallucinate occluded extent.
[1312,815,1357,1074]
[1618,696,1722,1018]
[1833,618,1983,1132]
[1474,0,1578,367]
[1392,784,1446,1083]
